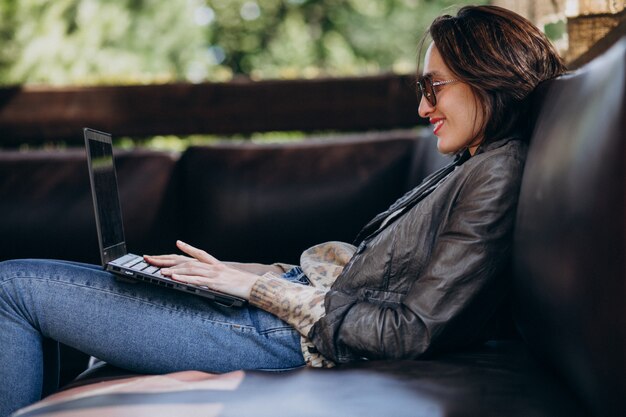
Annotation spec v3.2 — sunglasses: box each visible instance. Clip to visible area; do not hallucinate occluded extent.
[417,76,458,107]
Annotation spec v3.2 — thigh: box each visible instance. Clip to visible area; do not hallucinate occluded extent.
[0,259,304,373]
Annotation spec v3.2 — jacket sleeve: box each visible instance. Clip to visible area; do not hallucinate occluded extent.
[308,155,524,363]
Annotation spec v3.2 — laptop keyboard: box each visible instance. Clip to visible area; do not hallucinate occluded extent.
[108,253,242,305]
[115,254,162,276]
[127,260,160,275]
[112,253,210,290]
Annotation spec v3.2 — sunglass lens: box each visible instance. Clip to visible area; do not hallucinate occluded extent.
[418,77,436,107]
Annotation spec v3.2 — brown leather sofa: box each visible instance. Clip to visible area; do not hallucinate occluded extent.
[2,39,625,417]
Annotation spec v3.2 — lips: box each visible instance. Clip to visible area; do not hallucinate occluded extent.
[430,118,445,135]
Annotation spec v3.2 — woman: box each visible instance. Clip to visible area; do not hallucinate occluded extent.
[0,5,566,416]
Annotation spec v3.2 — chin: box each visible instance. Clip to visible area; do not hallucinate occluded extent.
[436,138,459,156]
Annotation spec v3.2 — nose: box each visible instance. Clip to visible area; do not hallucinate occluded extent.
[418,95,434,119]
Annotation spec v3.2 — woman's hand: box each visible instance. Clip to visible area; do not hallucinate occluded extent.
[147,241,259,300]
[143,252,193,268]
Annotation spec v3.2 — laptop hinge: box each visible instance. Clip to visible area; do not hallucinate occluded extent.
[102,243,128,265]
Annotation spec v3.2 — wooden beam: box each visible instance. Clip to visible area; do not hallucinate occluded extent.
[567,12,626,69]
[0,74,425,146]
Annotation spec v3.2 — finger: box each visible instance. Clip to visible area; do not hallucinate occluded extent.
[170,274,212,287]
[176,241,219,264]
[162,263,217,278]
[144,255,175,267]
[166,265,217,283]
[144,254,191,267]
[144,255,176,266]
[147,254,180,258]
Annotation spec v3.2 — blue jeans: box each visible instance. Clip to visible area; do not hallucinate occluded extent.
[0,259,306,417]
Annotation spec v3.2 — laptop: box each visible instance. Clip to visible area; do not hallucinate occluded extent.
[84,127,246,307]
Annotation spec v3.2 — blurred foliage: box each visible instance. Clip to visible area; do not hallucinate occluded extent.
[0,0,486,149]
[113,131,312,152]
[0,0,486,86]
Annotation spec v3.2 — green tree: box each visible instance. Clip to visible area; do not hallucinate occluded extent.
[0,0,209,85]
[0,0,485,86]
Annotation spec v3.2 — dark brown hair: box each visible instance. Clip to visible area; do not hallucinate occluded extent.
[418,5,567,145]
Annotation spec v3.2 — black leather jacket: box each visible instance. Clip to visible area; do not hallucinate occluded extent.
[309,136,528,363]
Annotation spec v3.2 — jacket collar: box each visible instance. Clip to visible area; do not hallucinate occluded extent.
[354,148,469,245]
[353,133,523,246]
[472,133,523,157]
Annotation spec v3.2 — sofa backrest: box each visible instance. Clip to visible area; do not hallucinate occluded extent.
[177,129,447,265]
[0,129,446,265]
[514,38,626,417]
[0,149,179,264]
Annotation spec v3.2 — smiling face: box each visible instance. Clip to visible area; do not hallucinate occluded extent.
[418,44,485,155]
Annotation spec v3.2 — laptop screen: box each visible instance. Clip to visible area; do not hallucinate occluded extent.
[84,130,125,257]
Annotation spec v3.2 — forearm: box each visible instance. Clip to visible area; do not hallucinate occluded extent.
[249,272,327,336]
[225,262,284,276]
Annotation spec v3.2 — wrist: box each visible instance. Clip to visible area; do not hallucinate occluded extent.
[242,273,260,300]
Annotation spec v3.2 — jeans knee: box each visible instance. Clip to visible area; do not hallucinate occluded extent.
[0,259,20,283]
[0,259,46,286]
[0,260,23,302]
[0,259,57,309]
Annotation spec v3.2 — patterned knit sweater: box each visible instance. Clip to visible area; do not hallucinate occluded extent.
[248,241,356,368]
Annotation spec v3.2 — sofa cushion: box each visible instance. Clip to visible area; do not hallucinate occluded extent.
[17,342,585,417]
[514,39,626,417]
